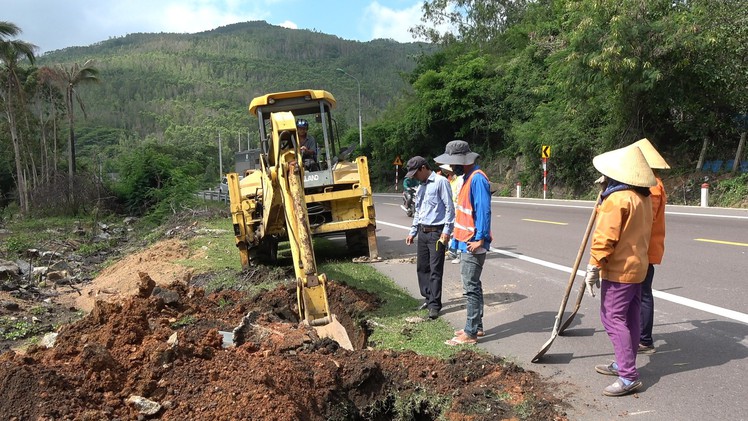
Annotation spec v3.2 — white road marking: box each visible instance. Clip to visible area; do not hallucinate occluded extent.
[377,219,748,325]
[382,195,748,219]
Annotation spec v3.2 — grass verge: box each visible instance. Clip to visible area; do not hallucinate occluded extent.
[178,218,474,359]
[313,237,476,359]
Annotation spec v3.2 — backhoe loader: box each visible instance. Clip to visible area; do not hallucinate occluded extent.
[227,89,378,349]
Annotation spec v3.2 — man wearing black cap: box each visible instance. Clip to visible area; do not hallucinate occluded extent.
[405,156,455,319]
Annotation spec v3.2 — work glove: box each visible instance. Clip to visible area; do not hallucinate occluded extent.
[585,264,601,297]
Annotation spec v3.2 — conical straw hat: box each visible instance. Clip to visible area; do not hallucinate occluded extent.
[630,138,670,169]
[593,146,657,187]
[439,164,453,173]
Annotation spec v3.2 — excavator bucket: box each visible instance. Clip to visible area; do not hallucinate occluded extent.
[312,315,353,350]
[297,273,353,350]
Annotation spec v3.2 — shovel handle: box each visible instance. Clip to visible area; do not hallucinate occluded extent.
[532,193,600,363]
[552,192,600,330]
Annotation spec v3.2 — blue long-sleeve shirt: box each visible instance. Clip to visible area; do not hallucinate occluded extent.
[408,171,455,237]
[451,166,492,253]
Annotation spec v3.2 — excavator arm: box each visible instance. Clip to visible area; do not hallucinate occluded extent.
[230,90,377,350]
[266,112,352,349]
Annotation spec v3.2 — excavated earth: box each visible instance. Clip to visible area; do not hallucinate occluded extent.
[0,223,568,420]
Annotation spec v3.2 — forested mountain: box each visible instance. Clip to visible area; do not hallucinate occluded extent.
[36,21,430,173]
[3,1,746,218]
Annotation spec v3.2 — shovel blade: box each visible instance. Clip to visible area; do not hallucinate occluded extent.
[313,314,354,350]
[531,328,559,363]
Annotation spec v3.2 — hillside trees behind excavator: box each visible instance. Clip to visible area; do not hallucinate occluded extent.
[365,0,748,197]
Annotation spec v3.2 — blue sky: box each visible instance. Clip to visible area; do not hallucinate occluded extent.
[3,0,430,54]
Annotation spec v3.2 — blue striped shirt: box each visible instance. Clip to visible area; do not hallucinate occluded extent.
[408,171,455,237]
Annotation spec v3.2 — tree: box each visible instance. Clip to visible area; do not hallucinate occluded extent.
[0,21,36,214]
[49,60,99,193]
[412,0,529,48]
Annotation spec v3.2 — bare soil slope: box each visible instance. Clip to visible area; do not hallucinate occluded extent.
[0,238,567,420]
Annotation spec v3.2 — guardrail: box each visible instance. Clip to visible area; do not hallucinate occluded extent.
[196,189,229,202]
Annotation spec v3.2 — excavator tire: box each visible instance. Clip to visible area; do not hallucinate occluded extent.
[345,228,369,257]
[256,237,279,264]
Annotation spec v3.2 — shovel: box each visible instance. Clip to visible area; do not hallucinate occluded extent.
[531,192,600,363]
[558,270,591,335]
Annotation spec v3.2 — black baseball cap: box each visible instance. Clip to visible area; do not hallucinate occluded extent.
[405,156,427,178]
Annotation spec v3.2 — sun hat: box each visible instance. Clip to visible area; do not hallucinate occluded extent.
[405,156,428,178]
[629,138,670,169]
[593,146,657,187]
[434,140,480,166]
[439,164,453,173]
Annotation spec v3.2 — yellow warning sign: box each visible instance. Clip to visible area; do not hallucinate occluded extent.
[541,145,551,159]
[393,156,403,166]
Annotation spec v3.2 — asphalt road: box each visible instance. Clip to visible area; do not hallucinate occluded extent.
[371,193,748,421]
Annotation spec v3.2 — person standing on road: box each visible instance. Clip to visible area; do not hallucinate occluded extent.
[629,138,670,354]
[439,164,463,264]
[435,141,492,346]
[584,145,656,397]
[404,156,455,320]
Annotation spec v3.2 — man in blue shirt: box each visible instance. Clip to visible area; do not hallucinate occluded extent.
[435,140,492,345]
[405,156,455,319]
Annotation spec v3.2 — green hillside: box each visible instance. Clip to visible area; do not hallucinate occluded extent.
[4,2,746,217]
[36,21,432,173]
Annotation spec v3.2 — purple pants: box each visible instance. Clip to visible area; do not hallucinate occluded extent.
[600,280,642,381]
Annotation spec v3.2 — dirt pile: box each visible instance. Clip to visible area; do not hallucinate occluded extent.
[0,273,567,420]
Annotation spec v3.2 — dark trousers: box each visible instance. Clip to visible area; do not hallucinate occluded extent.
[640,264,655,346]
[416,229,445,311]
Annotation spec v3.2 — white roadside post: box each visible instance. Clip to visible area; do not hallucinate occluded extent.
[395,165,399,192]
[701,183,709,207]
[393,155,403,192]
[542,158,548,200]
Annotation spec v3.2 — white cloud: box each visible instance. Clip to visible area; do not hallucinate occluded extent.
[365,2,423,42]
[105,0,267,34]
[279,20,298,30]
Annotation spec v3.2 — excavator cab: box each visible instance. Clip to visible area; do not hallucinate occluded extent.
[255,91,337,188]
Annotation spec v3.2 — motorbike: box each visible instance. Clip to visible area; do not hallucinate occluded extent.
[400,186,417,217]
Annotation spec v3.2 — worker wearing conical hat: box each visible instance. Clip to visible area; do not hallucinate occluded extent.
[584,145,656,397]
[629,138,670,355]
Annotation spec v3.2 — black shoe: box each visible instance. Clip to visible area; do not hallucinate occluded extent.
[418,301,428,310]
[637,343,656,354]
[428,308,439,320]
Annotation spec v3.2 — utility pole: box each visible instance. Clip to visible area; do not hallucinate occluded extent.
[218,131,223,179]
[336,68,362,147]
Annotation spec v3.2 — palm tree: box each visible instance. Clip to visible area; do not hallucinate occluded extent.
[50,60,99,193]
[0,21,37,214]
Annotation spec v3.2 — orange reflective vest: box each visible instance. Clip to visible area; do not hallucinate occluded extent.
[453,169,491,243]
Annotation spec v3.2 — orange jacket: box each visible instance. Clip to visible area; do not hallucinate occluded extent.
[648,177,666,264]
[589,189,653,284]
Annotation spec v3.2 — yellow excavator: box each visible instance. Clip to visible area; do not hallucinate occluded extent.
[227,89,378,350]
